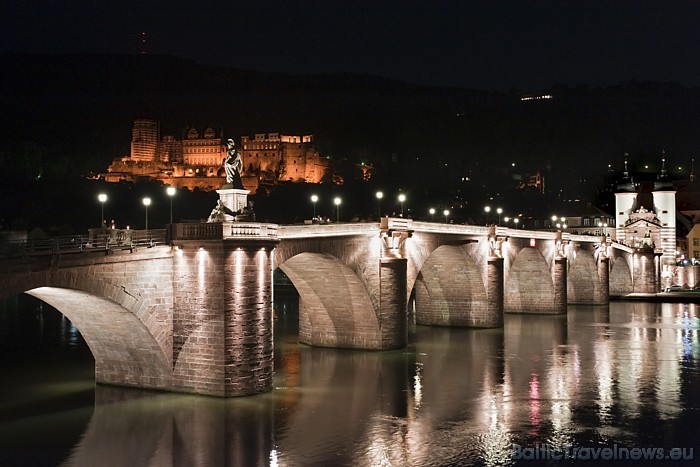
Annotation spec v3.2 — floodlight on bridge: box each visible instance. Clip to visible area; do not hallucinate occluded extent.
[143,197,152,230]
[333,197,341,222]
[376,191,383,218]
[166,186,176,224]
[311,194,319,218]
[98,193,107,227]
[398,194,406,217]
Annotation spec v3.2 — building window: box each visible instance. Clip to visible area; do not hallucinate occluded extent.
[584,218,590,226]
[694,238,699,247]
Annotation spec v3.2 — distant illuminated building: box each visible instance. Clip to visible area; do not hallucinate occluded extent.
[130,119,159,162]
[182,127,225,167]
[520,94,553,101]
[240,133,328,183]
[615,154,676,264]
[99,120,354,192]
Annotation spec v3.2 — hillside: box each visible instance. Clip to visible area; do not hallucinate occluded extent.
[3,53,700,178]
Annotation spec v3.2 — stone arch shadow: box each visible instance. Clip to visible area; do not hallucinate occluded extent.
[610,255,633,296]
[505,247,559,313]
[278,252,381,349]
[413,244,498,327]
[567,248,601,304]
[25,287,173,391]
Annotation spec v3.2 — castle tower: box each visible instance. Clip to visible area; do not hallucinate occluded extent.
[130,119,160,162]
[652,153,677,263]
[614,153,637,243]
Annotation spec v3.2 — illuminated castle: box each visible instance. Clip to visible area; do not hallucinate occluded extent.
[101,119,332,192]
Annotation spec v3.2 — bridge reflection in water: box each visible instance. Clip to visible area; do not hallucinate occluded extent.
[2,296,697,466]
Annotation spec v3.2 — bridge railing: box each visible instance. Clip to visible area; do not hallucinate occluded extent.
[226,222,278,238]
[0,229,167,258]
[169,223,223,240]
[168,222,279,240]
[279,222,379,238]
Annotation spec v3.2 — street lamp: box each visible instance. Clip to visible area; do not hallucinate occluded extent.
[98,193,107,227]
[484,206,491,225]
[398,194,406,217]
[443,209,450,223]
[334,197,341,222]
[311,194,319,218]
[143,197,152,230]
[376,191,383,218]
[166,186,176,224]
[504,216,510,225]
[429,208,435,221]
[598,221,608,236]
[496,207,503,226]
[514,218,520,228]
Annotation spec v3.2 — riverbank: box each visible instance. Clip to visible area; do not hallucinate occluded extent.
[614,291,700,303]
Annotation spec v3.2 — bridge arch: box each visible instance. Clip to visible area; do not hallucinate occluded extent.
[566,244,603,304]
[414,244,495,327]
[0,249,175,392]
[610,254,633,296]
[278,252,381,349]
[504,247,558,312]
[22,287,173,390]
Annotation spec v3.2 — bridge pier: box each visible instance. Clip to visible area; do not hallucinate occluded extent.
[171,223,279,397]
[631,250,662,294]
[379,257,408,349]
[553,257,568,314]
[596,256,610,304]
[486,256,505,326]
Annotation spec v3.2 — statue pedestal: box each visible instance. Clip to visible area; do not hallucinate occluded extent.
[217,188,250,221]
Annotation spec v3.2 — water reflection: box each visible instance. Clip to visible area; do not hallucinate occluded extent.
[2,296,700,466]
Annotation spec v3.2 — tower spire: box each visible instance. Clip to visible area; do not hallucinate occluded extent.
[660,150,667,177]
[690,157,696,182]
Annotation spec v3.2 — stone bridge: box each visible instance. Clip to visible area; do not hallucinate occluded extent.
[0,219,660,397]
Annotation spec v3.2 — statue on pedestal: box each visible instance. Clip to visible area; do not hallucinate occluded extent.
[224,139,244,189]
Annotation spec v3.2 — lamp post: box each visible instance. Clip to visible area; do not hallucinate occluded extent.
[98,193,107,227]
[311,194,318,218]
[514,218,520,229]
[143,197,151,230]
[376,191,383,218]
[496,207,503,226]
[429,208,435,221]
[166,186,176,224]
[504,216,510,226]
[551,215,557,230]
[443,209,450,223]
[334,197,341,222]
[398,194,406,217]
[598,221,608,236]
[484,206,491,225]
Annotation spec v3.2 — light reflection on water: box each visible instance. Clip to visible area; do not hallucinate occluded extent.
[0,295,699,466]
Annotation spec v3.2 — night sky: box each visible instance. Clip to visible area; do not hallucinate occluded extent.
[3,0,699,91]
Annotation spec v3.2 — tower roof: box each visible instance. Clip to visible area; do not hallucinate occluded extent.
[654,150,674,190]
[616,153,636,192]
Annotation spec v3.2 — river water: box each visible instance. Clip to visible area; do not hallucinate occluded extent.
[0,294,698,466]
